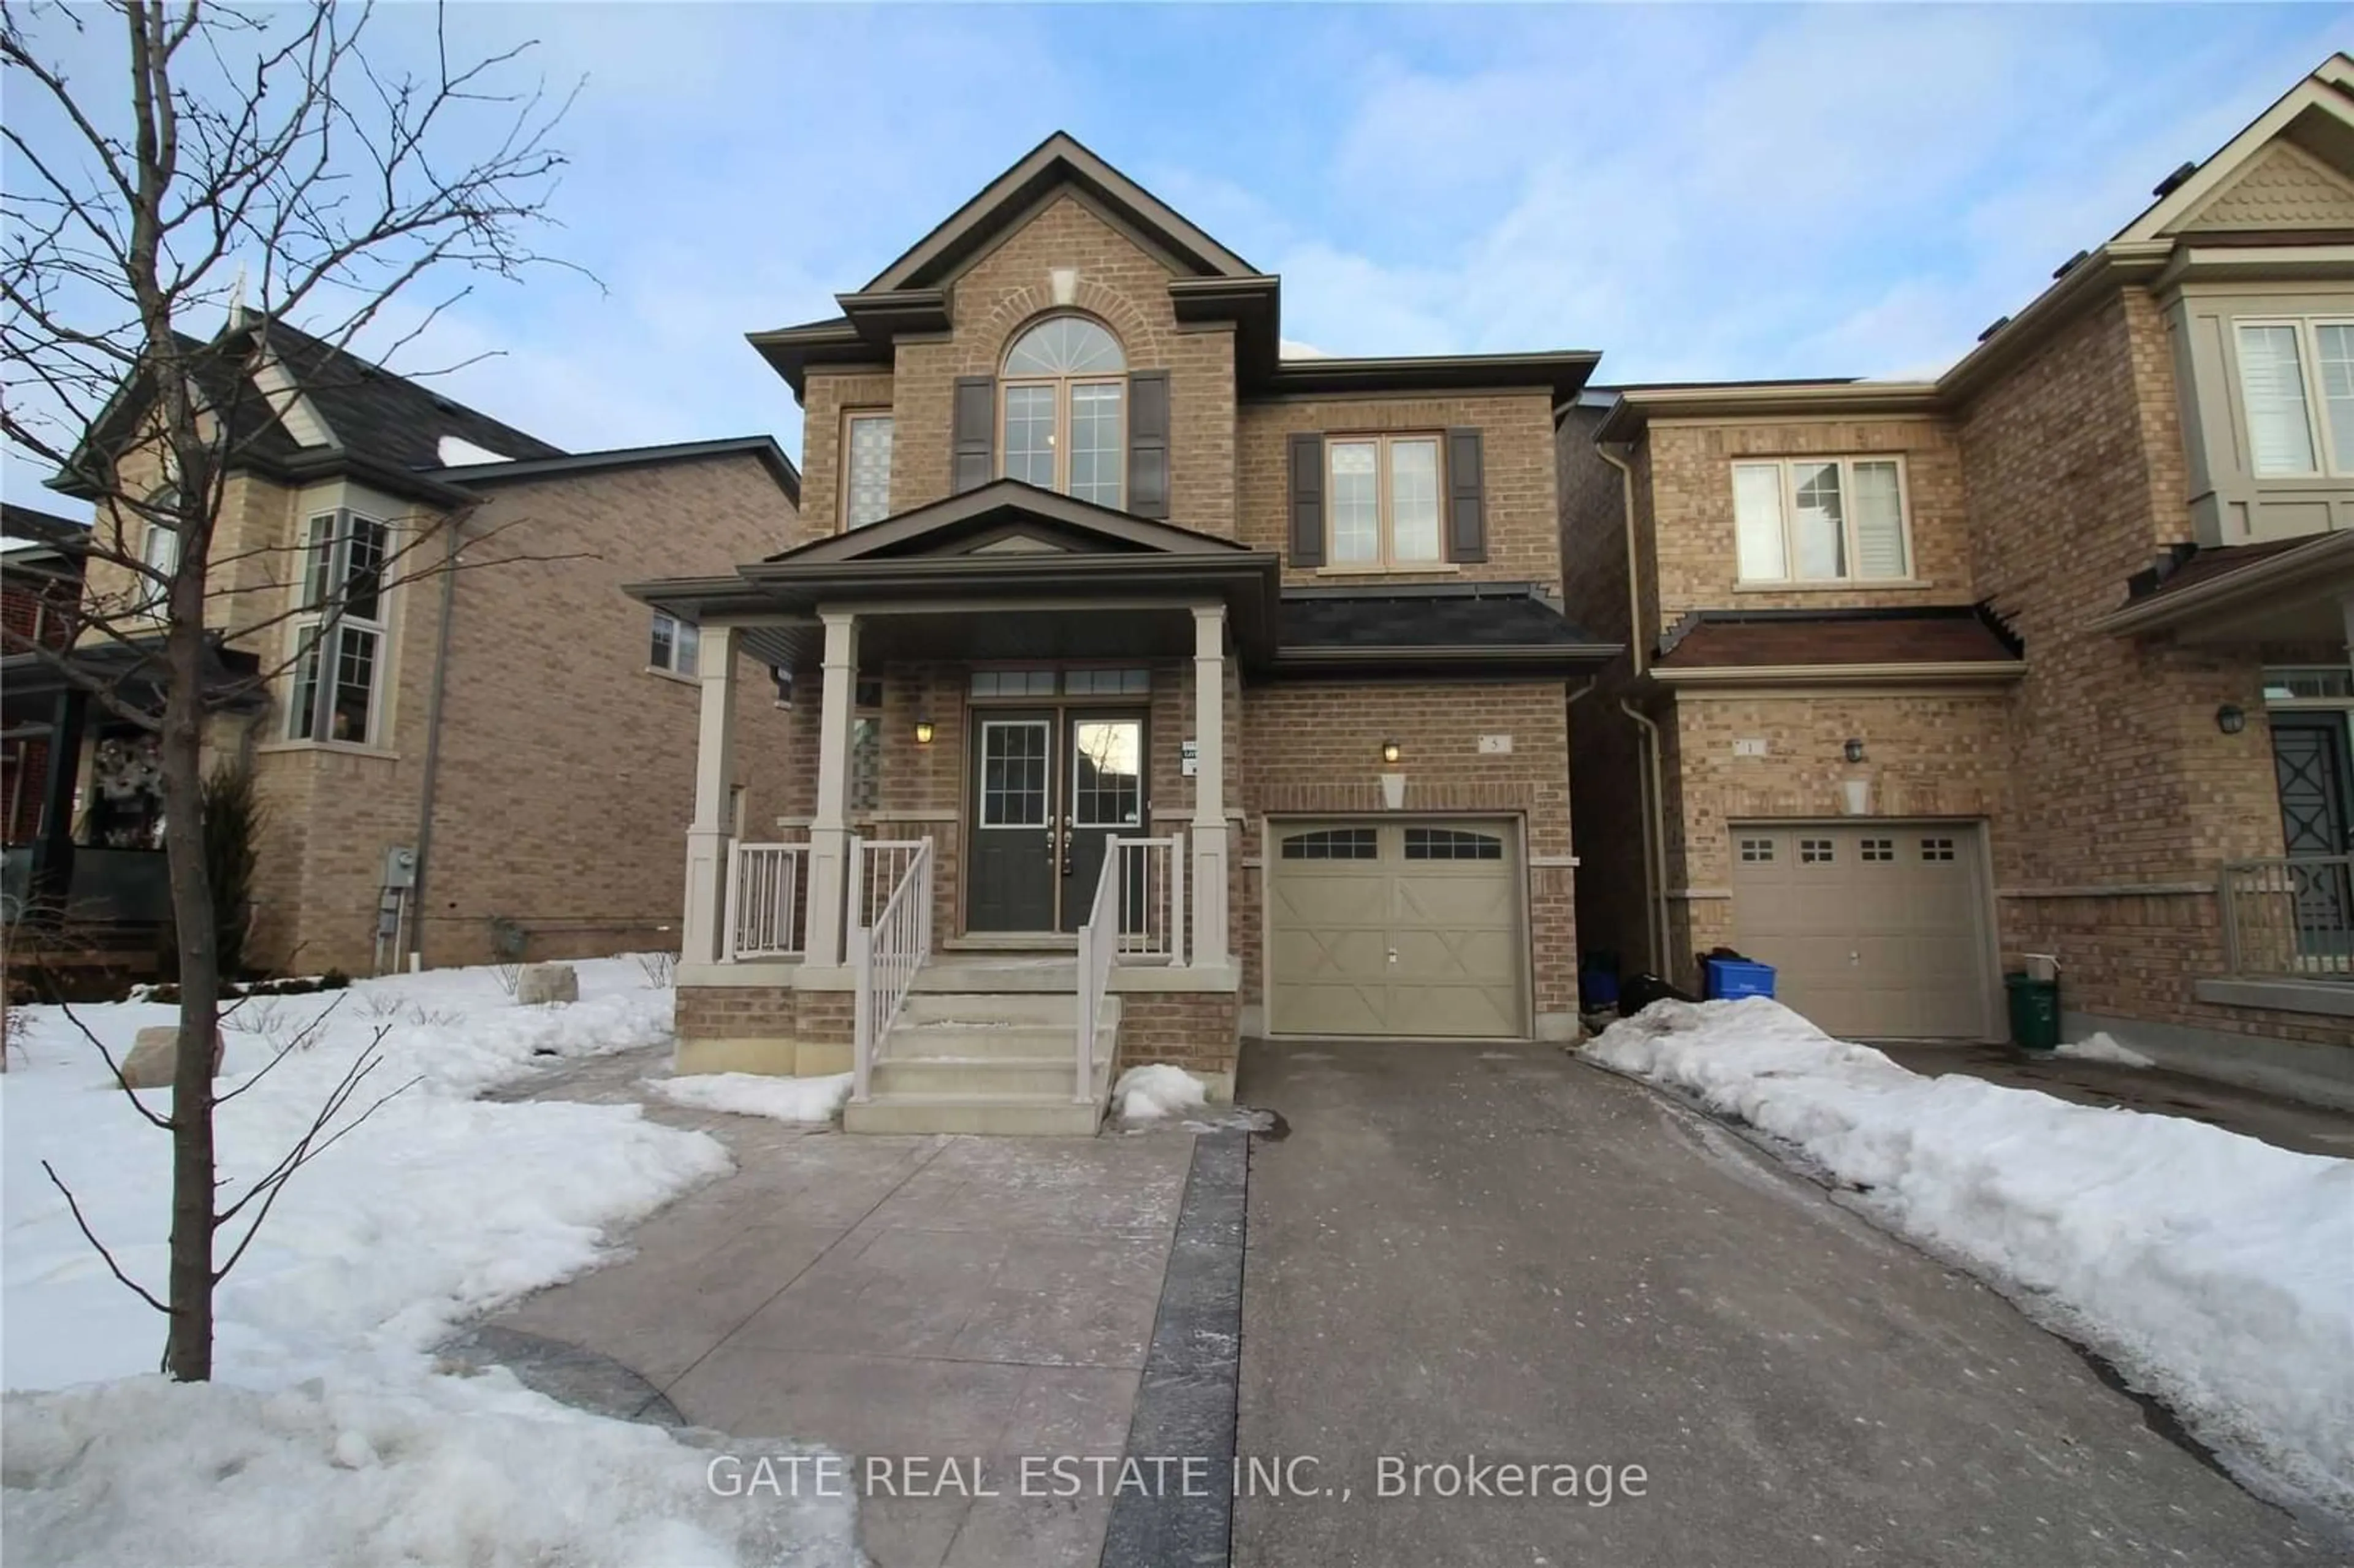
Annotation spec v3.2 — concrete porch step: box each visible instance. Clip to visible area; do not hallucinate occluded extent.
[885,1022,1078,1060]
[844,1092,1106,1137]
[870,1055,1084,1098]
[910,957,1079,992]
[898,991,1115,1029]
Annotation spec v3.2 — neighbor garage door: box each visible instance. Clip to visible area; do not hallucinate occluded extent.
[1728,822,1993,1040]
[1267,820,1525,1038]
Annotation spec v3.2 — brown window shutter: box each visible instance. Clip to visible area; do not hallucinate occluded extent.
[1288,432,1325,568]
[1127,370,1170,517]
[952,376,996,493]
[1446,427,1487,563]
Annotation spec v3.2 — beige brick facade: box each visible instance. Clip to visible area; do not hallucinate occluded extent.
[1564,271,2352,1068]
[83,449,801,978]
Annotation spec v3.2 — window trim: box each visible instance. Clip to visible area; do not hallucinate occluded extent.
[998,314,1126,508]
[2231,314,2354,479]
[649,609,700,679]
[1730,454,1916,585]
[1324,431,1447,570]
[283,508,392,748]
[839,408,894,530]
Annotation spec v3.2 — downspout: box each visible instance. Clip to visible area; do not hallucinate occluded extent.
[407,502,474,971]
[1594,439,1671,975]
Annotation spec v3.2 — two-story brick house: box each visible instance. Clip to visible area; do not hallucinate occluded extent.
[1563,53,2354,1105]
[634,134,1615,1130]
[12,318,803,976]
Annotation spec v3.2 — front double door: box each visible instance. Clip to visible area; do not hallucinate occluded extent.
[968,709,1147,933]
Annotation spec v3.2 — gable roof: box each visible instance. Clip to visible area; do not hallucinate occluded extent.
[764,478,1255,565]
[864,132,1257,293]
[53,316,563,503]
[2115,52,2354,243]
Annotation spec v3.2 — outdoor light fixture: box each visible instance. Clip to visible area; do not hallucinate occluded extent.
[2216,704,2246,736]
[1843,738,1867,764]
[1381,739,1402,765]
[913,717,935,746]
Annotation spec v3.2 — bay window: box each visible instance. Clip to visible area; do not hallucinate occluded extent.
[2235,318,2354,477]
[1327,433,1443,567]
[287,509,388,745]
[1731,457,1911,584]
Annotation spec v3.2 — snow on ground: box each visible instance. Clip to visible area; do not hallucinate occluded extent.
[2,957,858,1566]
[647,1070,853,1124]
[1583,998,2354,1521]
[2054,1030,2156,1068]
[1114,1062,1207,1122]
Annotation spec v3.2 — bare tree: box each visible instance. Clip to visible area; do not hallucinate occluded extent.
[1,0,577,1380]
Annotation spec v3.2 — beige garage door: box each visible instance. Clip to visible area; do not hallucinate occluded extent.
[1729,823,1993,1040]
[1267,820,1526,1038]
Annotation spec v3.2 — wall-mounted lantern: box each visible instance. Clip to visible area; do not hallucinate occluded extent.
[2215,704,2246,736]
[913,717,935,746]
[1381,739,1402,765]
[1843,737,1867,764]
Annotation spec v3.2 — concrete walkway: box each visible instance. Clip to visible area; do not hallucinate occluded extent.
[477,1048,1196,1568]
[1233,1041,2344,1568]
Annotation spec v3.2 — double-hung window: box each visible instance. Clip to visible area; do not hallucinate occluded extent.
[2234,318,2354,478]
[1001,316,1126,507]
[134,485,180,615]
[842,411,894,528]
[288,509,389,745]
[1731,457,1911,583]
[1326,433,1443,567]
[649,610,699,677]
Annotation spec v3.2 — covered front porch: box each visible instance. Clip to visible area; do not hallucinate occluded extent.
[629,481,1278,1133]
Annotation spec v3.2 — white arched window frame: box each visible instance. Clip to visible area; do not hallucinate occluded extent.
[1000,316,1126,507]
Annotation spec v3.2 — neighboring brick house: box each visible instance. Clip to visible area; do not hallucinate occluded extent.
[11,319,801,975]
[634,134,1614,1130]
[1,504,88,854]
[1562,53,2354,1105]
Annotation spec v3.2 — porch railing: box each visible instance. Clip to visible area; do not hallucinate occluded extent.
[1075,845,1120,1103]
[851,835,933,1104]
[1111,834,1184,966]
[848,837,929,929]
[725,842,810,959]
[2220,855,2354,979]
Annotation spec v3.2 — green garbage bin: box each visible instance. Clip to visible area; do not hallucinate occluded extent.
[2005,972,2062,1051]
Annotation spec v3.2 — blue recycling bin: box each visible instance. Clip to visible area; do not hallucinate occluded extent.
[1703,957,1776,1001]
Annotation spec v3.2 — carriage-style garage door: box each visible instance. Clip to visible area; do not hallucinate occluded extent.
[1728,822,1994,1040]
[1267,819,1526,1038]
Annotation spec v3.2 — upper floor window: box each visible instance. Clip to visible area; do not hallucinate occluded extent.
[843,411,893,528]
[1732,457,1910,583]
[135,486,180,615]
[1328,433,1442,567]
[649,609,699,677]
[1002,315,1125,507]
[2236,318,2354,478]
[288,509,388,745]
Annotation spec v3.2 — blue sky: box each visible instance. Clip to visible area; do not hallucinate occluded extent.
[6,4,2352,508]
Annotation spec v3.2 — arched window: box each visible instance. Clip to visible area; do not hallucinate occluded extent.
[1001,316,1126,506]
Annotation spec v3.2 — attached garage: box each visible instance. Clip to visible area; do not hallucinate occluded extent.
[1727,821,1997,1040]
[1265,819,1528,1038]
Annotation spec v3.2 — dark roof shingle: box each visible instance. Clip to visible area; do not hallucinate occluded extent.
[1655,607,2022,668]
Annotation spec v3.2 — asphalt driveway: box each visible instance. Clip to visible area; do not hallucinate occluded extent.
[1233,1040,2342,1568]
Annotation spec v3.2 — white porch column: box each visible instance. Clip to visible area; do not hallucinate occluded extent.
[681,623,739,967]
[802,610,860,969]
[1190,603,1231,969]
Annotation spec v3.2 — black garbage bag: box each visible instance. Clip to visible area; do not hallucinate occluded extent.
[1617,972,1698,1017]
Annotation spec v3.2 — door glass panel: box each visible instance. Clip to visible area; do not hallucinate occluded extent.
[980,720,1051,828]
[1070,719,1142,828]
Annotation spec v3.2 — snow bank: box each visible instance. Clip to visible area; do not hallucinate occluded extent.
[647,1070,852,1124]
[2,959,856,1565]
[3,1371,856,1568]
[1583,999,2354,1518]
[2055,1031,2155,1068]
[1114,1063,1206,1122]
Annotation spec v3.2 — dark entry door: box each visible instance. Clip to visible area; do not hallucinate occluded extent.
[970,714,1056,931]
[2271,714,2354,950]
[1060,714,1146,932]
